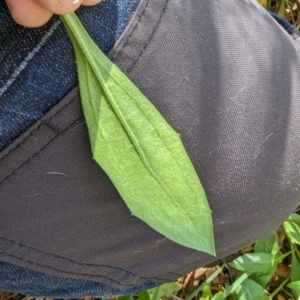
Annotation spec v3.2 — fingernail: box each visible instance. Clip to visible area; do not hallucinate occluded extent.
[58,0,81,8]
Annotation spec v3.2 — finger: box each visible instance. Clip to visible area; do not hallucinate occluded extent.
[81,0,102,6]
[6,0,53,28]
[35,0,82,15]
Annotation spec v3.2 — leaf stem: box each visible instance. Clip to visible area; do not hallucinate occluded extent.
[185,263,225,300]
[268,277,290,299]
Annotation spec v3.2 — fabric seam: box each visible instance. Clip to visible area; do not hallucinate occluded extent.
[126,0,169,73]
[0,91,78,167]
[0,1,175,285]
[111,0,150,61]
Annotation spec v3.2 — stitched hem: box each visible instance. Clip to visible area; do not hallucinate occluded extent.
[0,0,176,287]
[126,0,169,73]
[0,234,170,284]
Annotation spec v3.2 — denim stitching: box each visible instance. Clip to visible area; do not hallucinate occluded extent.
[126,0,169,73]
[0,127,60,185]
[0,234,169,282]
[111,0,150,61]
[0,2,177,284]
[0,89,78,165]
[0,92,171,282]
[0,251,138,287]
[0,113,81,186]
[0,20,61,98]
[0,230,169,286]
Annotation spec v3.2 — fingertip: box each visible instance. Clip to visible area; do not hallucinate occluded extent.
[35,0,82,15]
[6,0,53,28]
[81,0,102,6]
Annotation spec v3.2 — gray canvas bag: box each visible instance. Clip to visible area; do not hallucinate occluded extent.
[1,0,300,292]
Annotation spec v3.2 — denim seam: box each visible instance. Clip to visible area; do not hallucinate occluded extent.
[0,233,170,283]
[0,2,176,285]
[0,20,60,98]
[0,91,170,283]
[111,0,150,61]
[126,0,169,73]
[0,89,78,166]
[0,251,137,287]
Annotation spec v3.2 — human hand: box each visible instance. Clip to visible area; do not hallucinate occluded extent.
[5,0,102,28]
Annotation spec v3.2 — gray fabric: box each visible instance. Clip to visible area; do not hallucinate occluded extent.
[1,0,300,288]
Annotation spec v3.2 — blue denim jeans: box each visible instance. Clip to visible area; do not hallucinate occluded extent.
[0,0,160,297]
[0,0,140,151]
[1,0,299,297]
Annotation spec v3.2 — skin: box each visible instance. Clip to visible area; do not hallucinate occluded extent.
[5,0,102,28]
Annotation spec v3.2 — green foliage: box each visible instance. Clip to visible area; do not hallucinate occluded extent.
[148,282,182,300]
[199,285,212,300]
[291,249,300,282]
[185,264,225,300]
[211,273,249,300]
[284,221,300,244]
[288,213,300,226]
[229,253,281,274]
[61,13,215,255]
[115,282,182,300]
[138,291,151,300]
[254,234,279,255]
[229,252,281,288]
[125,213,300,300]
[233,278,269,300]
[287,281,300,298]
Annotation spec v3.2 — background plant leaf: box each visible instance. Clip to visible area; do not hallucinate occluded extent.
[249,265,277,287]
[199,285,212,300]
[291,248,300,282]
[254,234,279,255]
[287,281,300,298]
[138,290,150,300]
[229,253,281,274]
[234,278,269,300]
[148,282,182,300]
[284,221,300,245]
[212,273,249,300]
[287,213,300,226]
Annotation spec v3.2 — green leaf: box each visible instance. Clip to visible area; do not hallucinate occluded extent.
[212,273,249,300]
[291,249,300,282]
[278,0,285,18]
[150,286,161,300]
[249,265,277,287]
[199,285,212,300]
[284,221,300,244]
[234,278,269,300]
[287,281,300,298]
[212,291,223,300]
[287,213,300,226]
[185,263,225,300]
[60,13,215,254]
[148,282,182,299]
[138,290,151,300]
[254,234,279,255]
[157,282,182,298]
[229,253,281,274]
